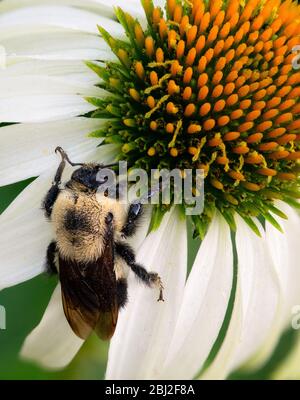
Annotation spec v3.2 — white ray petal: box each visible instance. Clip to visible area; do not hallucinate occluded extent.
[266,202,300,326]
[232,217,281,369]
[0,74,108,122]
[0,75,103,97]
[200,280,243,380]
[154,0,167,8]
[0,6,124,36]
[0,46,5,69]
[246,203,300,370]
[0,96,94,123]
[106,207,187,380]
[21,284,84,369]
[0,184,54,290]
[0,117,108,186]
[161,213,233,380]
[2,30,113,61]
[202,216,282,379]
[0,144,119,289]
[0,0,145,19]
[2,59,100,86]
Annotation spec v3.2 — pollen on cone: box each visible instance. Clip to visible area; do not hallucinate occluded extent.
[197,73,208,87]
[200,102,211,116]
[198,86,209,101]
[182,87,192,100]
[135,61,145,80]
[196,35,206,54]
[147,96,155,109]
[231,109,243,119]
[247,133,263,143]
[150,71,158,86]
[166,123,174,133]
[218,116,230,126]
[183,67,193,84]
[177,40,185,59]
[214,99,226,112]
[223,82,235,95]
[203,119,216,131]
[147,147,156,156]
[145,36,155,57]
[223,132,240,141]
[184,103,196,117]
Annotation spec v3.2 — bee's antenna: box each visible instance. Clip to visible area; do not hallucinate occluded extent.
[100,163,118,169]
[55,147,84,167]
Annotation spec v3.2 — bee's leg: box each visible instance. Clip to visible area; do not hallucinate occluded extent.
[115,242,164,301]
[121,177,170,238]
[121,203,143,238]
[43,185,61,218]
[46,241,58,275]
[43,157,66,218]
[116,278,128,308]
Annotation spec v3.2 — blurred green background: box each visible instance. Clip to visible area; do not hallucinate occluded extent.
[0,180,298,379]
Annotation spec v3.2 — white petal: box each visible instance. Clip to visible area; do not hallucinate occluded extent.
[0,0,145,19]
[161,213,233,380]
[0,75,103,97]
[2,59,99,86]
[21,284,84,369]
[154,0,167,8]
[2,30,113,61]
[0,95,95,123]
[202,216,282,379]
[201,280,243,380]
[0,174,54,290]
[0,144,119,289]
[0,45,5,69]
[0,6,124,36]
[0,117,107,186]
[233,217,281,368]
[266,201,300,326]
[0,74,108,122]
[106,207,187,380]
[248,202,300,370]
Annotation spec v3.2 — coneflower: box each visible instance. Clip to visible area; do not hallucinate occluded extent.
[0,0,299,380]
[88,0,300,235]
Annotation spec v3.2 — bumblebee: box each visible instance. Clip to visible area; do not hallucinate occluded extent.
[43,147,164,340]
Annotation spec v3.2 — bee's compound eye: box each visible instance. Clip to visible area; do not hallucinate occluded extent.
[130,203,141,216]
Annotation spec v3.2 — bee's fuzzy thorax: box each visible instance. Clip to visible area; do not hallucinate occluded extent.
[51,189,127,263]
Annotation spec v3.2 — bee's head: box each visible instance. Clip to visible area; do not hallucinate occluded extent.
[71,164,104,191]
[55,147,116,192]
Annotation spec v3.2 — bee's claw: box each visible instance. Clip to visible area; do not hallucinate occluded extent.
[153,274,164,302]
[157,289,165,302]
[148,272,165,302]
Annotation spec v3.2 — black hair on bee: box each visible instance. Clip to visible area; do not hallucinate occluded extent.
[42,147,164,340]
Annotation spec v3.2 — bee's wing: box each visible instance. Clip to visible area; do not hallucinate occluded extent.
[59,224,118,340]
